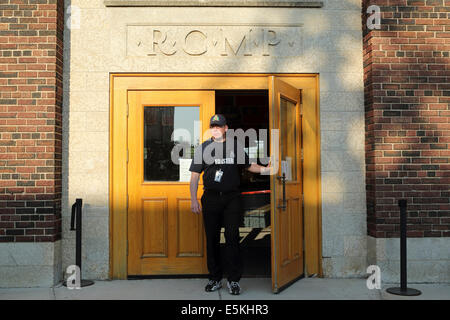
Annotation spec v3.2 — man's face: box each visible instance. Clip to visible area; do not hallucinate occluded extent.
[210,124,227,140]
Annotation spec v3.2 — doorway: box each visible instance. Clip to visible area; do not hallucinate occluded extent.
[110,74,323,293]
[215,90,271,278]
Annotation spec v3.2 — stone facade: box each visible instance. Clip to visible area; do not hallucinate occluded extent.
[367,237,450,283]
[62,0,367,282]
[0,241,61,287]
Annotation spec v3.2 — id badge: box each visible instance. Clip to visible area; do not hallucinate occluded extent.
[214,169,223,183]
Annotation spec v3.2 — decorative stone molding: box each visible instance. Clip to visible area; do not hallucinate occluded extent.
[104,0,323,7]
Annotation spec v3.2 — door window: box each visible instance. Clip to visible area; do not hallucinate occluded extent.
[280,97,297,182]
[143,106,199,181]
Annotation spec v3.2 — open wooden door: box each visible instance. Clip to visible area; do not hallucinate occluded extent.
[268,76,304,293]
[127,90,214,275]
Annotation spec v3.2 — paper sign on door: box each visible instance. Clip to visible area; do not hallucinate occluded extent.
[179,158,192,182]
[281,157,292,181]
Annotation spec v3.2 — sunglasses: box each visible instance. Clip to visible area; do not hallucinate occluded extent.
[210,124,224,129]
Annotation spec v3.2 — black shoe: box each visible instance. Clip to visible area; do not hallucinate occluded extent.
[227,281,241,295]
[205,280,222,292]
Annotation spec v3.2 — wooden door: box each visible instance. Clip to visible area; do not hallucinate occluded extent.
[127,90,215,275]
[268,76,304,293]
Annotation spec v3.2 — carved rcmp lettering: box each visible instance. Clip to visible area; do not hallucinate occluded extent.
[127,24,303,57]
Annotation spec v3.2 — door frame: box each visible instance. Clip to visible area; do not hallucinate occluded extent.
[109,73,322,280]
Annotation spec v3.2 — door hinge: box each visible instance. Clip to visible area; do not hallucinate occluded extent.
[126,240,129,256]
[126,194,129,210]
[126,103,129,117]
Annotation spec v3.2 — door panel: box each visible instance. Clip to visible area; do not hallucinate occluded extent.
[127,90,214,275]
[142,198,168,257]
[176,198,204,257]
[269,76,304,293]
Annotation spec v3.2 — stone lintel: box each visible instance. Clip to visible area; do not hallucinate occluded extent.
[104,0,324,8]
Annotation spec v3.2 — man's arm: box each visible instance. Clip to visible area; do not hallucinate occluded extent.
[246,162,271,175]
[190,171,202,214]
[236,139,271,175]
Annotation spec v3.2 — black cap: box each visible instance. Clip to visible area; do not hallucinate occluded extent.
[210,114,227,126]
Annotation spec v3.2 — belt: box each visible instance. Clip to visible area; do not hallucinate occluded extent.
[204,189,240,196]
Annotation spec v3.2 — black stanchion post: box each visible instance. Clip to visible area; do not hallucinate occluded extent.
[386,199,421,296]
[399,199,407,292]
[63,198,94,288]
[75,198,82,278]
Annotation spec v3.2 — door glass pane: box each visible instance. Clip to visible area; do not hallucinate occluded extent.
[144,106,200,181]
[280,97,297,181]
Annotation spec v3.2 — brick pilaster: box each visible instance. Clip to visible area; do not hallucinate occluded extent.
[0,0,64,242]
[363,0,450,238]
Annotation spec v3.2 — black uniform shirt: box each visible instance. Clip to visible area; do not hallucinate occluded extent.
[189,137,251,192]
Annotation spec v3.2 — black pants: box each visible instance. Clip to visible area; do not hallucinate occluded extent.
[201,190,243,282]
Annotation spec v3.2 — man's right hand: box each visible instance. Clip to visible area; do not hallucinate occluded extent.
[190,172,202,214]
[191,199,202,214]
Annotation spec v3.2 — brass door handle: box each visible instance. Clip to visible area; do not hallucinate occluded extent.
[276,173,286,211]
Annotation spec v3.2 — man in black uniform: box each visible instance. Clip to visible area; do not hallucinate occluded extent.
[189,114,271,295]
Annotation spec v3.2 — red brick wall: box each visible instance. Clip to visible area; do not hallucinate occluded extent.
[0,0,64,242]
[363,0,450,238]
